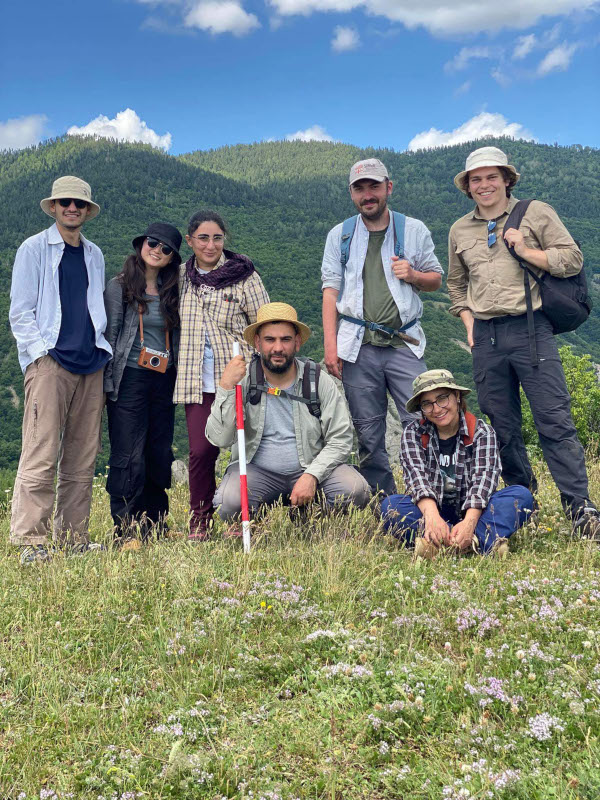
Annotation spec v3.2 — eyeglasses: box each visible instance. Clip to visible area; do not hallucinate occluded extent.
[190,234,225,244]
[58,198,88,209]
[420,392,452,414]
[487,219,497,248]
[146,238,173,256]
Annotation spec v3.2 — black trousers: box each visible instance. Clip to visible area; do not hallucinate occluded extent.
[472,312,588,516]
[106,366,176,536]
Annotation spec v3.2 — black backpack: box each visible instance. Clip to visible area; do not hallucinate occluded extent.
[503,199,592,365]
[247,353,321,418]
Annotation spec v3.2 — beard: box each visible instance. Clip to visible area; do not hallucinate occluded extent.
[261,351,295,374]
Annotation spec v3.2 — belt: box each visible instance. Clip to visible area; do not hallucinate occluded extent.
[339,314,420,346]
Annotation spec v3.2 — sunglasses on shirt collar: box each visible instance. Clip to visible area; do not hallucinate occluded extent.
[487,219,497,248]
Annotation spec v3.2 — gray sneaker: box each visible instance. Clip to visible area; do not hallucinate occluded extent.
[67,541,107,555]
[573,510,600,542]
[19,544,53,565]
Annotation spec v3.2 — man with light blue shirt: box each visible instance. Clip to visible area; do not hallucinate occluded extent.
[321,158,443,496]
[9,176,111,564]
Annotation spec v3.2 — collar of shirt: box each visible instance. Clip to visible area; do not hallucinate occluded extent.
[471,194,519,222]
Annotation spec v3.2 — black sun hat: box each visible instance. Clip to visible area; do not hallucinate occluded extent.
[133,222,183,264]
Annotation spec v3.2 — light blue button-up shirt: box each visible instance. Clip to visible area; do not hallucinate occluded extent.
[9,223,112,373]
[321,212,443,363]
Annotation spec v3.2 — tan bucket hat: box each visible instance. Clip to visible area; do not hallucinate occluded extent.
[40,176,100,220]
[243,302,311,347]
[453,146,520,193]
[406,368,471,414]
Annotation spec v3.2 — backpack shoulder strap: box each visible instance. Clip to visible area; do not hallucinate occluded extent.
[340,215,359,269]
[391,211,406,259]
[462,411,478,446]
[300,357,322,418]
[248,353,263,406]
[503,199,534,261]
[419,419,429,449]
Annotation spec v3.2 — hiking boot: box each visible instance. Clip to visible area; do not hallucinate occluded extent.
[573,509,600,542]
[19,544,53,565]
[413,537,439,560]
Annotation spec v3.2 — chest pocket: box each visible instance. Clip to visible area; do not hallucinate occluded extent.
[454,238,480,270]
[211,285,246,329]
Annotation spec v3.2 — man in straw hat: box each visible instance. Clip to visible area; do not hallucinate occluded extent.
[321,158,443,497]
[447,145,600,539]
[206,302,370,523]
[9,176,111,564]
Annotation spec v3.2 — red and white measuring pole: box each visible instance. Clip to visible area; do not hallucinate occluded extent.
[232,342,251,553]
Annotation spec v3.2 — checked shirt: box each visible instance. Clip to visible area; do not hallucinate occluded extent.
[174,256,269,405]
[400,412,500,511]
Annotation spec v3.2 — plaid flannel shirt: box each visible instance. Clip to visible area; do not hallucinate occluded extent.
[174,257,270,405]
[400,412,500,512]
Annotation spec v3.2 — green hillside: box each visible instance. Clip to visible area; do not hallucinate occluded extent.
[1,135,599,471]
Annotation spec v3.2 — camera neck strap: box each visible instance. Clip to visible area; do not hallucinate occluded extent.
[138,305,170,352]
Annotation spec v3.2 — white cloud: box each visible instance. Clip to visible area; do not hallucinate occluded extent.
[408,112,535,151]
[454,80,472,96]
[67,109,172,151]
[444,46,496,72]
[0,114,48,151]
[332,25,360,51]
[513,33,537,59]
[184,0,259,35]
[537,41,578,74]
[286,125,335,142]
[491,67,511,87]
[266,0,597,36]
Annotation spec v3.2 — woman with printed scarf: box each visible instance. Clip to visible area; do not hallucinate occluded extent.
[174,210,269,540]
[104,223,182,546]
[381,369,534,558]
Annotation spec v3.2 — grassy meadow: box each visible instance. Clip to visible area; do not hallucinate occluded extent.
[2,461,600,800]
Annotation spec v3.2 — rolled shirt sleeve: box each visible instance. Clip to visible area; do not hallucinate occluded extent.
[321,224,343,292]
[205,386,237,449]
[526,201,583,278]
[462,423,501,511]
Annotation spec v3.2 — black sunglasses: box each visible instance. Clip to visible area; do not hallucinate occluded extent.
[146,238,173,256]
[58,198,88,209]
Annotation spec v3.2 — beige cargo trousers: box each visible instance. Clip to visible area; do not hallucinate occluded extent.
[10,355,104,547]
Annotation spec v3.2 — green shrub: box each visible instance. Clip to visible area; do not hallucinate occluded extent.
[522,345,600,452]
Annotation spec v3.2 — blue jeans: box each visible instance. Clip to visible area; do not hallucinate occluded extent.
[380,485,534,554]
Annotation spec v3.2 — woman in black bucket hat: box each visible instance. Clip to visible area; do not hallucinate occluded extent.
[103,223,182,548]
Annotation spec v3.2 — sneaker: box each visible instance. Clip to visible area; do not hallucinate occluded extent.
[19,544,53,565]
[489,538,510,559]
[413,537,439,560]
[67,541,107,555]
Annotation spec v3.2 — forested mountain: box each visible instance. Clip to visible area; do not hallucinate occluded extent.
[1,135,599,470]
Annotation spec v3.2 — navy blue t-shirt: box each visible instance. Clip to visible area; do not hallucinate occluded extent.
[48,242,110,374]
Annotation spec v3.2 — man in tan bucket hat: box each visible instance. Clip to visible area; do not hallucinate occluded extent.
[447,145,600,539]
[9,176,111,564]
[206,302,370,525]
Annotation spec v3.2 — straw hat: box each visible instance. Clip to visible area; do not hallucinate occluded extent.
[243,302,311,347]
[40,176,100,220]
[453,146,520,194]
[406,369,471,414]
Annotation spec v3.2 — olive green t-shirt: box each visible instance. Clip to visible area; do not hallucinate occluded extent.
[362,230,405,348]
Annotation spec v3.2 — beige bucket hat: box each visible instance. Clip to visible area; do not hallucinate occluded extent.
[243,302,312,347]
[40,175,100,220]
[406,368,471,414]
[453,146,520,193]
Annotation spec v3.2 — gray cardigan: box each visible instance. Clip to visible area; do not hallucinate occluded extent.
[103,276,180,401]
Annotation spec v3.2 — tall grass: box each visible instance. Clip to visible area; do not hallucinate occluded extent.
[1,463,600,799]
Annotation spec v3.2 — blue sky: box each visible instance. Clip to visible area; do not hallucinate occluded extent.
[1,0,599,155]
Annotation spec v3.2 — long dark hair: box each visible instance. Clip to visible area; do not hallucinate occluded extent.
[119,244,180,330]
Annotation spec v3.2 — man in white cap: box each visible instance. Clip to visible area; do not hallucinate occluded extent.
[447,145,600,538]
[9,176,112,563]
[206,302,370,525]
[321,158,443,496]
